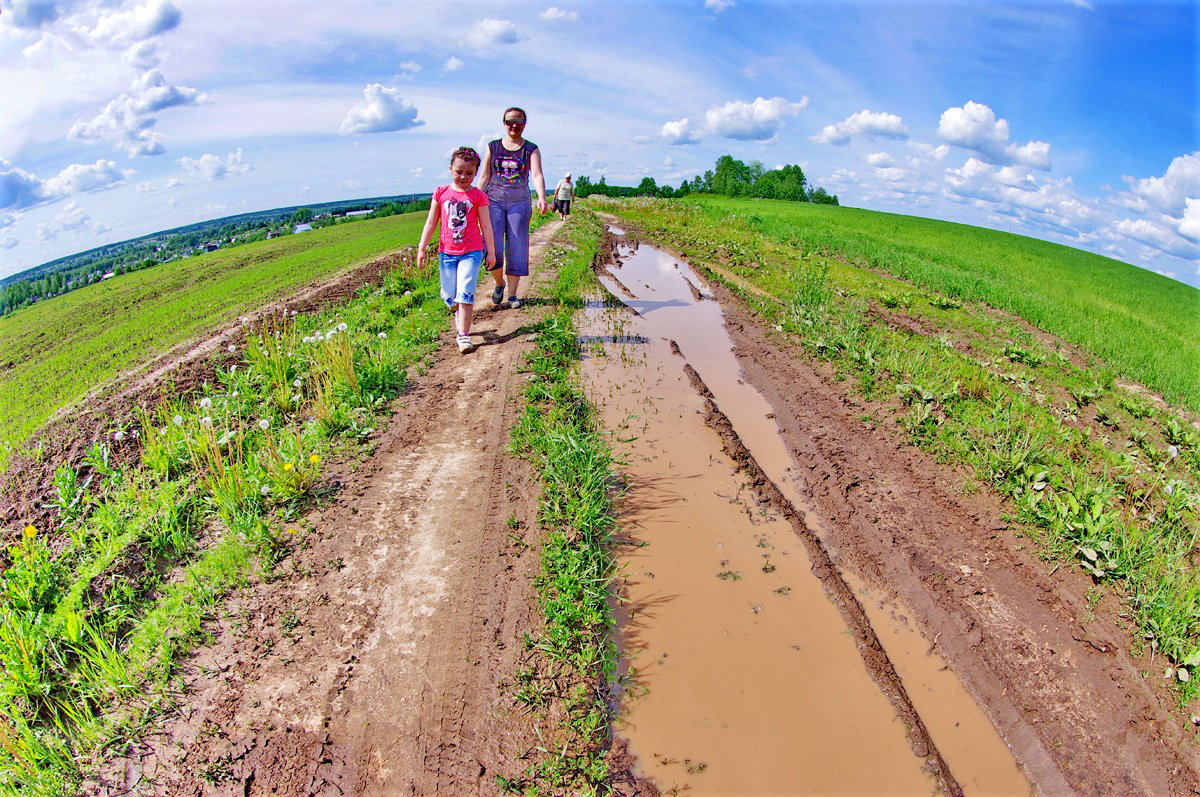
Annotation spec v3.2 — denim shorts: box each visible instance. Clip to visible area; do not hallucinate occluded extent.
[439,249,483,307]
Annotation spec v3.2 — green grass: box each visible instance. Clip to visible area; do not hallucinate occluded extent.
[0,253,447,795]
[502,210,620,794]
[0,212,426,471]
[592,196,1200,705]
[683,196,1200,410]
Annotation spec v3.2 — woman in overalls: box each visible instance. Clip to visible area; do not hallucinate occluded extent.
[478,106,548,309]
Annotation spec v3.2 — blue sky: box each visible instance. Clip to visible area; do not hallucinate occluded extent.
[1,0,1196,286]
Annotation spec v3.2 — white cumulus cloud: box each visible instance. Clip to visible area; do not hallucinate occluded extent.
[78,0,181,47]
[541,6,579,21]
[866,152,893,166]
[466,18,519,47]
[658,117,701,145]
[938,101,1051,170]
[177,148,252,182]
[69,68,205,157]
[811,109,908,145]
[339,84,424,134]
[54,201,90,232]
[2,158,131,209]
[705,96,808,141]
[1125,151,1200,216]
[0,236,18,250]
[442,56,465,72]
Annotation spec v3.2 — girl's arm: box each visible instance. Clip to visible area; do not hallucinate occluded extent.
[478,147,492,193]
[478,203,497,270]
[416,197,440,268]
[530,148,548,214]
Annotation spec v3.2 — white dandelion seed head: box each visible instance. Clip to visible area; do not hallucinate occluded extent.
[404,290,412,296]
[132,429,139,439]
[378,332,387,340]
[173,415,183,426]
[230,365,238,374]
[1165,484,1175,495]
[260,485,270,495]
[258,418,270,431]
[159,427,167,436]
[113,430,125,441]
[199,397,212,409]
[231,391,239,398]
[293,379,302,388]
[292,394,302,403]
[200,416,213,428]
[337,322,348,332]
[228,344,237,353]
[1168,445,1179,459]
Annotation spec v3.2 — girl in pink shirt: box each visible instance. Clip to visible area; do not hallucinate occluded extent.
[417,147,498,353]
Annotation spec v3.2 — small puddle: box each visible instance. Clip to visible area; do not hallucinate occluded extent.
[580,232,1031,795]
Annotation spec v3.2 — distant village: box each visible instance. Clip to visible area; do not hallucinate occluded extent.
[0,197,426,317]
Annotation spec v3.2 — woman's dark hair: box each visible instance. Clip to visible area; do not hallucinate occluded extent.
[503,106,527,122]
[450,147,481,168]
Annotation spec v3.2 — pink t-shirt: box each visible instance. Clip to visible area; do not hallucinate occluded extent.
[434,184,489,255]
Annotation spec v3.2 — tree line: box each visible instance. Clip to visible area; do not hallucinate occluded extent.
[575,154,839,205]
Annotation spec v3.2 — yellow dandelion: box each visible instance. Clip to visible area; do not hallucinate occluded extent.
[286,527,298,535]
[23,525,36,539]
[283,462,294,471]
[309,454,320,464]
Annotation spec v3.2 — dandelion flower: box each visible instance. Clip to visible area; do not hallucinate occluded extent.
[293,379,302,388]
[160,427,167,436]
[230,365,238,374]
[287,527,297,535]
[291,310,297,317]
[199,397,212,410]
[173,415,183,426]
[260,485,270,495]
[337,322,348,332]
[1168,445,1179,459]
[113,430,126,442]
[200,416,213,428]
[283,462,293,471]
[24,525,36,539]
[132,429,139,439]
[292,393,302,403]
[404,290,412,296]
[378,332,387,340]
[1166,484,1175,496]
[231,391,239,398]
[228,344,237,353]
[258,418,270,431]
[309,454,320,464]
[302,336,311,344]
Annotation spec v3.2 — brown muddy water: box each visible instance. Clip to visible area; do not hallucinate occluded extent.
[580,230,1031,795]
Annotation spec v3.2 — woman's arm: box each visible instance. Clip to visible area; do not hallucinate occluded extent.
[478,145,492,193]
[530,148,548,214]
[416,197,440,268]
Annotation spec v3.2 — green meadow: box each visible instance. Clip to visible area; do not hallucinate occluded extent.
[0,212,425,469]
[686,196,1199,410]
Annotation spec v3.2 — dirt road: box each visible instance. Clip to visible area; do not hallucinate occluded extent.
[89,221,564,796]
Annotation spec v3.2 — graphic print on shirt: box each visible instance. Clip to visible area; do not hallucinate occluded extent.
[444,198,471,243]
[496,150,524,185]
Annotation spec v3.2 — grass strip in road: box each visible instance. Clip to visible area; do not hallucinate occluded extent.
[593,197,1200,706]
[0,252,448,796]
[502,210,621,794]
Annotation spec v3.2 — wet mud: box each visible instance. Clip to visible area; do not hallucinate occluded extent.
[583,234,1033,795]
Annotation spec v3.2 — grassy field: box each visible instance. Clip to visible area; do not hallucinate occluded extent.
[1,251,448,795]
[594,195,1200,705]
[684,196,1199,411]
[0,212,426,470]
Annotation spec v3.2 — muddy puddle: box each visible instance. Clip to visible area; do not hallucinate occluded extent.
[579,231,1031,795]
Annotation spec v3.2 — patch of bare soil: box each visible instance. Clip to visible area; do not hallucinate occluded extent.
[1,250,413,537]
[86,223,572,795]
[710,276,1200,794]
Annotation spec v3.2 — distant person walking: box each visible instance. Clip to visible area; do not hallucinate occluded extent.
[478,106,547,309]
[553,173,574,218]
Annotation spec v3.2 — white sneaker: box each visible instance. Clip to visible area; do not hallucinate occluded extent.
[456,333,475,353]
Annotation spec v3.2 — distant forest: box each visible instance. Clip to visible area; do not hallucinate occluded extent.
[0,194,428,317]
[577,155,839,205]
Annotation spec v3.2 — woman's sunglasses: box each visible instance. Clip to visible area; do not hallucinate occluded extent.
[504,118,526,127]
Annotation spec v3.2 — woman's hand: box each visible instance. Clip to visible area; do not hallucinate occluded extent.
[486,249,497,270]
[536,197,548,214]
